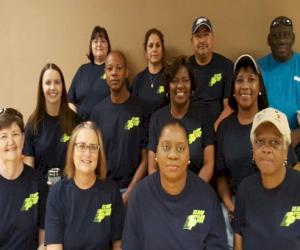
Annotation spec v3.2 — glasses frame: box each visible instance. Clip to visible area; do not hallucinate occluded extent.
[75,143,100,154]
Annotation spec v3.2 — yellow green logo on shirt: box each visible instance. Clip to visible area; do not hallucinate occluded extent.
[124,117,140,130]
[101,73,106,80]
[60,133,70,143]
[183,209,206,230]
[93,204,112,223]
[157,85,165,94]
[21,192,39,211]
[188,128,202,144]
[280,206,300,227]
[209,73,222,86]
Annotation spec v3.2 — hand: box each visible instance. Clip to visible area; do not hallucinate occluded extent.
[122,189,131,206]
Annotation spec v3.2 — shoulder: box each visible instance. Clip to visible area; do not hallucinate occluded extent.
[237,172,260,194]
[286,168,300,183]
[133,68,148,81]
[257,54,271,66]
[77,62,93,71]
[130,173,157,198]
[95,178,120,194]
[218,113,237,130]
[212,52,233,66]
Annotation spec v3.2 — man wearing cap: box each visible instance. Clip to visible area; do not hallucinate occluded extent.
[233,107,300,250]
[189,16,234,129]
[258,16,300,158]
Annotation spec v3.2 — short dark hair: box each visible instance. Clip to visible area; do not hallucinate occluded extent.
[87,26,111,63]
[164,56,196,95]
[228,65,269,112]
[0,108,24,132]
[105,50,128,68]
[143,28,165,52]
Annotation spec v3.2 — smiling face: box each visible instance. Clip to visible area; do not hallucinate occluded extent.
[73,128,99,176]
[145,33,163,65]
[253,122,288,178]
[91,35,109,63]
[157,124,190,183]
[0,122,24,163]
[169,66,191,107]
[42,69,63,108]
[191,26,214,60]
[268,24,295,62]
[234,66,260,111]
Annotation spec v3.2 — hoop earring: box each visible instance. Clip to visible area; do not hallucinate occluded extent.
[283,159,288,167]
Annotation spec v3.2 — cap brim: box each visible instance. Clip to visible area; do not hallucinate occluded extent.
[193,23,212,34]
[234,54,260,73]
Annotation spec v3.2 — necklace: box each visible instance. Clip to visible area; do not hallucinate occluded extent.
[149,72,160,88]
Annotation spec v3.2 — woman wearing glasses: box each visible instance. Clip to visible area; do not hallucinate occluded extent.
[45,121,125,250]
[0,108,48,249]
[23,64,78,181]
[148,56,215,182]
[233,108,300,249]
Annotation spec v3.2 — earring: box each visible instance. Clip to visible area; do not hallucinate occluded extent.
[259,91,262,96]
[188,160,191,164]
[252,157,256,165]
[233,94,235,97]
[283,159,288,167]
[155,157,158,162]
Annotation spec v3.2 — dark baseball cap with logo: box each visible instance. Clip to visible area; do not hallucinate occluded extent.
[192,16,213,34]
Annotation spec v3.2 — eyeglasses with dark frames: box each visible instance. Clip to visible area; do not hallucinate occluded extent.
[0,108,23,119]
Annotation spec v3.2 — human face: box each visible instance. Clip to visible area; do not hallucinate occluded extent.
[42,69,62,107]
[169,66,191,107]
[0,122,24,163]
[234,67,260,111]
[105,53,128,93]
[191,26,214,59]
[268,25,295,62]
[91,35,109,63]
[157,124,189,183]
[73,128,99,176]
[145,33,163,65]
[253,122,288,177]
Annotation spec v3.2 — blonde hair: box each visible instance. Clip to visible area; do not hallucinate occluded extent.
[64,121,107,180]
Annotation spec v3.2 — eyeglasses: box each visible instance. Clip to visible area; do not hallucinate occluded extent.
[0,108,23,119]
[75,143,100,153]
[271,17,293,28]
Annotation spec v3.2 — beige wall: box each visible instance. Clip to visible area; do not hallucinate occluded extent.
[1,0,299,121]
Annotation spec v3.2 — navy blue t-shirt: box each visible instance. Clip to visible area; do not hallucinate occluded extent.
[233,169,300,250]
[90,95,147,188]
[131,67,168,120]
[216,113,297,193]
[0,165,48,249]
[45,178,125,249]
[122,171,227,250]
[68,62,110,121]
[148,104,215,174]
[189,53,233,121]
[23,114,76,178]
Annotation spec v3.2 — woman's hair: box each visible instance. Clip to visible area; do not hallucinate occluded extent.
[64,121,107,180]
[228,61,269,112]
[87,26,111,63]
[158,120,189,143]
[143,28,165,52]
[164,55,196,95]
[27,63,77,135]
[0,108,24,132]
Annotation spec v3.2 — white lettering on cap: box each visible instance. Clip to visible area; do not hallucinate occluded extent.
[196,18,207,25]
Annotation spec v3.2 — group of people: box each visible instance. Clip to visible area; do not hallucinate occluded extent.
[1,14,300,250]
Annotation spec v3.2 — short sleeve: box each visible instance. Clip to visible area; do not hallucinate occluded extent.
[147,112,159,152]
[111,184,125,241]
[216,121,227,173]
[121,188,142,250]
[23,124,35,157]
[232,184,246,235]
[68,66,81,104]
[223,61,234,99]
[45,184,65,244]
[38,176,49,229]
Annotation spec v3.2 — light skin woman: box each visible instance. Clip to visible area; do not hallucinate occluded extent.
[23,63,77,170]
[148,57,215,182]
[46,122,124,250]
[0,108,47,250]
